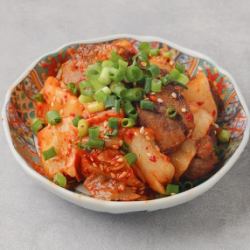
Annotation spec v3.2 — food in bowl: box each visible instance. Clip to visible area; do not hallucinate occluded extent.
[29,39,233,201]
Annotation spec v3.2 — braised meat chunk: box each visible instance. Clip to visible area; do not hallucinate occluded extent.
[138,85,194,152]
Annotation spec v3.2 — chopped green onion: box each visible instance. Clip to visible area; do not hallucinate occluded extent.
[128,113,138,121]
[182,181,193,190]
[80,139,105,150]
[102,60,114,68]
[31,118,44,134]
[33,93,44,102]
[88,139,105,149]
[166,68,189,86]
[144,78,152,94]
[67,82,78,96]
[126,65,143,82]
[148,64,160,78]
[121,88,144,101]
[110,82,126,97]
[166,184,179,195]
[53,172,67,188]
[163,51,173,58]
[88,126,100,139]
[217,129,231,143]
[114,99,121,113]
[138,51,148,62]
[140,100,155,111]
[167,69,180,81]
[166,107,177,119]
[108,117,119,129]
[85,101,105,113]
[106,129,118,137]
[105,95,116,109]
[42,147,57,161]
[98,67,111,84]
[78,119,89,137]
[85,63,102,79]
[138,42,151,54]
[124,152,137,165]
[72,115,82,127]
[79,94,94,104]
[151,79,162,92]
[106,118,119,136]
[101,86,111,95]
[120,141,129,154]
[79,81,94,96]
[94,89,108,102]
[123,101,136,117]
[110,51,123,66]
[175,63,185,73]
[176,73,189,86]
[46,111,61,125]
[121,118,136,128]
[149,48,160,56]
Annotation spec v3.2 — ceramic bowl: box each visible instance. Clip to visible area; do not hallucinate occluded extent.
[2,35,249,213]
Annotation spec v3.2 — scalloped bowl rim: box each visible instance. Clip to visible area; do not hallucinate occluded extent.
[2,34,250,213]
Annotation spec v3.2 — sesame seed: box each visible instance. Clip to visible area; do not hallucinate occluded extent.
[146,152,152,157]
[139,126,145,134]
[171,92,177,98]
[181,107,187,113]
[169,61,174,66]
[112,145,119,149]
[119,171,127,179]
[213,123,219,128]
[116,157,123,162]
[157,98,163,103]
[51,102,54,107]
[145,136,150,141]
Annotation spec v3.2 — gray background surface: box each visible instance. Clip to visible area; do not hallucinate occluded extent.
[0,0,250,249]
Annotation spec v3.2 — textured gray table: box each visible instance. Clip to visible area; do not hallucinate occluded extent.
[1,0,250,249]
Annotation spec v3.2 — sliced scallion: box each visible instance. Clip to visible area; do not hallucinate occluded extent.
[124,152,137,165]
[31,118,44,134]
[151,79,162,92]
[166,107,177,119]
[140,100,155,111]
[42,147,57,161]
[121,118,136,128]
[166,184,179,195]
[78,119,89,137]
[33,93,44,102]
[53,172,67,188]
[46,111,61,125]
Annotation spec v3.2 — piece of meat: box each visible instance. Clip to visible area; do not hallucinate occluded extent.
[184,153,218,181]
[196,135,215,159]
[58,39,136,84]
[184,134,218,181]
[80,148,144,201]
[138,85,194,152]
